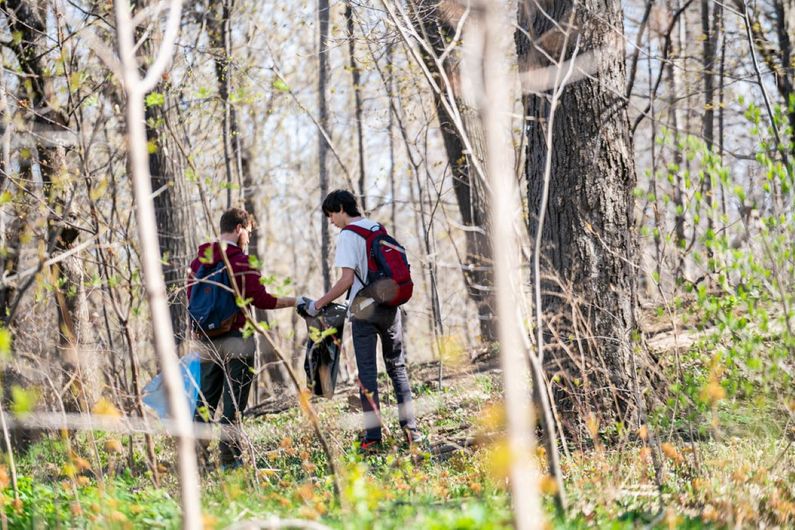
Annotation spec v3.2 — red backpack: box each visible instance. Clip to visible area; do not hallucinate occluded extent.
[342,223,413,306]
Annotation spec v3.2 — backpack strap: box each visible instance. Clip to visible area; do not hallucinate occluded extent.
[341,223,386,289]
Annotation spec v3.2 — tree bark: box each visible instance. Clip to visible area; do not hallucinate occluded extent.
[138,1,190,342]
[519,0,639,420]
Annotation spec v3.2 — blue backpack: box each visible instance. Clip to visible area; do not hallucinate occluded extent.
[188,262,240,337]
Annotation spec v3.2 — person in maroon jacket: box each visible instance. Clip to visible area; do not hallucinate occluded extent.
[187,207,295,468]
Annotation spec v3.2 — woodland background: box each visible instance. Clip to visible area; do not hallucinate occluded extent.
[0,0,792,528]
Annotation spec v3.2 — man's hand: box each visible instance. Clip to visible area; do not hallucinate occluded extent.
[297,296,320,317]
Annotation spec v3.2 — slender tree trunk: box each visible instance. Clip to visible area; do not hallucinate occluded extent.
[701,0,718,266]
[6,0,84,407]
[208,0,242,209]
[474,2,543,527]
[319,0,331,291]
[345,2,368,210]
[665,0,687,278]
[387,41,398,233]
[410,0,497,343]
[113,1,202,527]
[774,0,795,162]
[519,0,640,419]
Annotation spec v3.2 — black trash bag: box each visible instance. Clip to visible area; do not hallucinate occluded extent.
[297,301,347,398]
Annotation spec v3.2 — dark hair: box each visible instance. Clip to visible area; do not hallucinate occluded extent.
[220,207,251,233]
[322,189,361,217]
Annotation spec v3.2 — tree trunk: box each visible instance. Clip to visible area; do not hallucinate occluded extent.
[140,11,190,342]
[519,0,639,421]
[410,0,497,343]
[345,2,368,210]
[774,0,795,159]
[6,0,84,408]
[318,0,332,292]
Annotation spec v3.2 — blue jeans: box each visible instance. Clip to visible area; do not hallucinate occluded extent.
[351,305,417,441]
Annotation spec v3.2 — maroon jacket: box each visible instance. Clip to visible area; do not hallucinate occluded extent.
[187,241,278,332]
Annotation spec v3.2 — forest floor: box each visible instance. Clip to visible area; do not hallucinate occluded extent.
[2,343,793,529]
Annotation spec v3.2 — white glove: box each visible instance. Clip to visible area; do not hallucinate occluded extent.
[306,299,320,317]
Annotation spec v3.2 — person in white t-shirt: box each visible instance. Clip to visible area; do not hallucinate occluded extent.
[302,190,419,451]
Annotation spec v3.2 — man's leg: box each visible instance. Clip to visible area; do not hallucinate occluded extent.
[351,317,382,441]
[194,360,224,464]
[218,356,255,465]
[212,335,257,465]
[379,308,417,433]
[195,360,224,422]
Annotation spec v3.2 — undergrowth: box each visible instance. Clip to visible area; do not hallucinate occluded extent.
[1,366,791,529]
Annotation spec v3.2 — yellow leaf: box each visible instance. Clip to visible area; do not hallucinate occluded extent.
[539,474,558,495]
[104,438,124,454]
[92,397,120,418]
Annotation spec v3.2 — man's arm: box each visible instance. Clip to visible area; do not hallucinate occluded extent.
[236,259,296,310]
[273,296,297,308]
[315,268,355,309]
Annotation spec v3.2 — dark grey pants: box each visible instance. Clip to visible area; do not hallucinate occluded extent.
[194,355,254,464]
[351,305,417,441]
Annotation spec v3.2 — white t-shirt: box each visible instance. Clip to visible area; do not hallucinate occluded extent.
[334,218,380,303]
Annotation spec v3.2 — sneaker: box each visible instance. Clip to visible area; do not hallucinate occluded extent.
[220,459,244,472]
[404,428,429,450]
[355,434,383,454]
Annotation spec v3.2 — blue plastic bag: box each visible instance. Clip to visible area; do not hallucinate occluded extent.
[142,352,201,419]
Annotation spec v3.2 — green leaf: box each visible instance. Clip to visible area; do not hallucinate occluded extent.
[0,327,11,361]
[11,386,39,416]
[272,78,289,92]
[145,91,166,108]
[200,246,214,264]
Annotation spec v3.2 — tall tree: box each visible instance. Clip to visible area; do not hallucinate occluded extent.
[409,0,497,343]
[137,0,191,342]
[518,0,640,419]
[345,2,368,210]
[318,0,331,292]
[207,0,243,209]
[5,0,83,404]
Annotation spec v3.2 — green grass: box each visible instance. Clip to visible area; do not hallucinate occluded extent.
[1,369,791,529]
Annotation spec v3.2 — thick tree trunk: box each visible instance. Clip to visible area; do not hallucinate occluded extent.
[411,0,497,343]
[6,0,85,409]
[519,0,639,420]
[137,0,190,341]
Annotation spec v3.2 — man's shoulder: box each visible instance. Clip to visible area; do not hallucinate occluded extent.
[352,218,379,229]
[342,218,381,236]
